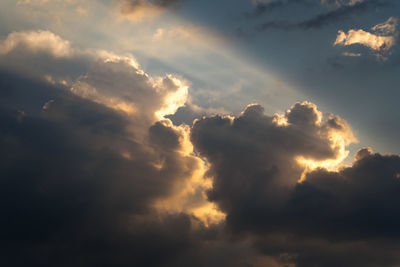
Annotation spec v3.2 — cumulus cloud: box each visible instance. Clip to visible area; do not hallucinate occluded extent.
[334,17,398,57]
[0,30,95,84]
[190,102,400,266]
[0,30,73,58]
[70,57,188,124]
[334,29,395,51]
[191,102,356,224]
[0,87,200,266]
[0,29,232,266]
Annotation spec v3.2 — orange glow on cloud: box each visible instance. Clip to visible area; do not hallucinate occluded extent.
[154,76,189,121]
[296,117,357,182]
[152,121,226,227]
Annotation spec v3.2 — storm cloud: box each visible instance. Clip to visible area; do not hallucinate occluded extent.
[0,31,226,266]
[1,25,400,267]
[191,102,400,266]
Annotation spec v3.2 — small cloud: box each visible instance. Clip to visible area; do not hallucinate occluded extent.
[342,51,362,57]
[16,0,49,6]
[0,30,73,58]
[42,99,55,110]
[321,0,364,7]
[334,29,395,51]
[119,0,183,22]
[334,17,398,59]
[43,75,69,86]
[371,17,398,35]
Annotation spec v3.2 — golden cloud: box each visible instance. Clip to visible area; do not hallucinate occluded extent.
[334,17,398,58]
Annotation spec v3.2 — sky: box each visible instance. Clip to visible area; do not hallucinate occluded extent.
[0,0,399,266]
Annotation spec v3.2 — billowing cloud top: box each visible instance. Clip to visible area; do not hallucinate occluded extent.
[0,30,73,58]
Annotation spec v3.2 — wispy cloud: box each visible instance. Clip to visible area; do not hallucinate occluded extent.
[256,0,374,31]
[321,0,364,7]
[119,0,184,22]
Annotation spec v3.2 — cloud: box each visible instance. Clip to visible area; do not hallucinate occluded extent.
[245,0,288,19]
[334,17,398,58]
[2,26,400,266]
[371,16,398,35]
[70,57,188,125]
[334,29,395,50]
[15,0,91,19]
[0,90,198,265]
[289,147,400,240]
[191,102,356,224]
[256,0,382,31]
[0,30,95,84]
[152,25,207,43]
[321,0,364,7]
[119,0,184,22]
[341,51,362,56]
[0,30,73,58]
[0,29,247,265]
[191,101,400,266]
[0,32,231,266]
[16,0,49,6]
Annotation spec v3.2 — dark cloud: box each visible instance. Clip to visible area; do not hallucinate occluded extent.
[2,26,400,266]
[256,0,388,31]
[191,102,352,231]
[2,67,400,266]
[0,72,222,266]
[0,39,200,264]
[244,0,309,19]
[0,70,62,114]
[290,150,400,240]
[254,233,400,267]
[253,149,400,266]
[245,0,287,19]
[165,103,220,126]
[0,39,272,265]
[191,102,400,266]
